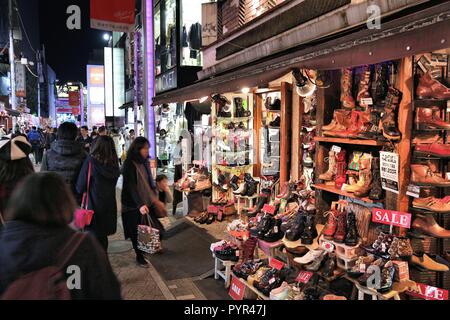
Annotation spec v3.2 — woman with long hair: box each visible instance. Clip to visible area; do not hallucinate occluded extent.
[0,135,34,223]
[0,173,121,299]
[121,137,167,267]
[76,136,120,252]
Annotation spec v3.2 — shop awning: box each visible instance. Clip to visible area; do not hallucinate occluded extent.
[152,1,450,106]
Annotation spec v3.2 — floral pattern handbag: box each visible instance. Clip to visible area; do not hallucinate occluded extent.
[137,214,162,254]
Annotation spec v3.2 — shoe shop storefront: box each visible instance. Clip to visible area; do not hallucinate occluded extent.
[151,2,450,300]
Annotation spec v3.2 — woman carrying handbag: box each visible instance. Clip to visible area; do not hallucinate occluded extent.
[76,136,120,252]
[122,137,167,268]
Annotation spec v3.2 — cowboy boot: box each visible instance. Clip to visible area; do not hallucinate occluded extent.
[369,157,384,200]
[380,87,402,141]
[415,106,450,130]
[372,63,389,111]
[333,211,347,243]
[319,150,336,181]
[357,108,383,140]
[353,168,373,197]
[335,149,347,189]
[322,109,351,132]
[341,68,356,109]
[323,209,338,240]
[357,65,372,106]
[345,210,358,246]
[416,72,450,99]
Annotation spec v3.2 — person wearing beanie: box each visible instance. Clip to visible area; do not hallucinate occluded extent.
[0,135,35,223]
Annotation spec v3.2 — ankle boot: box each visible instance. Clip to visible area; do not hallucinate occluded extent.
[333,110,368,138]
[415,106,450,130]
[340,68,356,109]
[322,109,351,132]
[410,164,450,186]
[247,191,270,216]
[357,65,372,106]
[319,150,336,181]
[416,72,450,99]
[380,87,402,141]
[333,211,347,243]
[372,63,389,110]
[233,181,247,195]
[301,213,317,245]
[335,150,347,189]
[345,211,358,246]
[229,175,240,191]
[322,253,337,278]
[215,173,228,192]
[369,157,384,200]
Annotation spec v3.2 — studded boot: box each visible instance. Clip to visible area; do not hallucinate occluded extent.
[380,87,402,141]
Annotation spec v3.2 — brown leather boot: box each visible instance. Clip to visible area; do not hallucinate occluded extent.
[412,132,443,145]
[357,65,372,106]
[341,68,355,109]
[319,150,336,181]
[415,106,450,130]
[416,72,450,99]
[380,87,402,141]
[412,214,450,238]
[322,109,351,132]
[333,211,347,243]
[346,155,372,195]
[410,164,450,186]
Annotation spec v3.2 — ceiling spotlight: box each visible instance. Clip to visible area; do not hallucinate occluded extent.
[103,33,111,41]
[199,96,208,103]
[292,69,316,98]
[241,87,250,94]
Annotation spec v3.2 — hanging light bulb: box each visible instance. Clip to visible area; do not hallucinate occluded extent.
[292,68,316,97]
[199,96,208,103]
[241,87,250,94]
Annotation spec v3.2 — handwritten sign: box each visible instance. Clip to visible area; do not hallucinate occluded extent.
[229,276,245,300]
[372,208,412,229]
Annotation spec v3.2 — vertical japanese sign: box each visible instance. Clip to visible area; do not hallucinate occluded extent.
[15,63,26,97]
[379,151,399,194]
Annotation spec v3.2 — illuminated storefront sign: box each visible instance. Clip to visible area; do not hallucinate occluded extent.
[87,65,105,126]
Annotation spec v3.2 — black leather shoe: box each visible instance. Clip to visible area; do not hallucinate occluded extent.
[285,211,305,242]
[301,214,317,245]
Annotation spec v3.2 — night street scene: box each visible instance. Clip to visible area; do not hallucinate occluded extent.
[0,0,450,309]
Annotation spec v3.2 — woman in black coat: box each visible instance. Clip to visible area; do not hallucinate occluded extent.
[0,172,121,299]
[121,137,167,268]
[77,136,120,251]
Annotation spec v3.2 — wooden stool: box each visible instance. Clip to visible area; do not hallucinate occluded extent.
[213,254,237,288]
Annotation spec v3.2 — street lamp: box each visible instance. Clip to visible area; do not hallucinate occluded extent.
[103,33,111,41]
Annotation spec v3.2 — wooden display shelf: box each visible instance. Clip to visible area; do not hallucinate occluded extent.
[313,183,383,203]
[314,136,385,146]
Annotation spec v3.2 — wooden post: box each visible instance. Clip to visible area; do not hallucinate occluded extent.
[280,82,293,185]
[291,87,303,181]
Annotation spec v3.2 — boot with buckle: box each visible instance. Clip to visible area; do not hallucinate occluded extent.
[380,87,402,141]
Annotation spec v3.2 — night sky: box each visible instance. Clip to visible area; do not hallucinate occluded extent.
[38,0,106,84]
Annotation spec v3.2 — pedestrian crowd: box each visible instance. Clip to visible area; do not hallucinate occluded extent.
[0,122,171,300]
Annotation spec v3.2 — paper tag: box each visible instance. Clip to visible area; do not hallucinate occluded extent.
[417,55,432,73]
[446,172,450,180]
[257,215,262,222]
[321,241,335,253]
[274,226,279,233]
[269,277,276,285]
[360,97,373,106]
[235,250,240,257]
[406,184,421,198]
[341,183,349,191]
[359,264,366,273]
[331,145,342,153]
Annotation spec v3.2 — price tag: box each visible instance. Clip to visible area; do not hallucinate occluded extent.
[235,250,240,257]
[341,183,349,191]
[359,264,366,273]
[406,184,421,198]
[331,145,341,153]
[263,204,276,215]
[274,226,279,233]
[360,98,373,106]
[269,258,284,270]
[372,208,412,229]
[269,277,276,285]
[321,241,335,253]
[257,215,262,222]
[296,271,314,284]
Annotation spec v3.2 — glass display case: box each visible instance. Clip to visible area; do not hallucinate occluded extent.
[154,0,177,76]
[180,0,203,67]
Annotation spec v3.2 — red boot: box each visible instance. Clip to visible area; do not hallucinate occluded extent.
[323,210,338,240]
[333,211,347,243]
[335,149,347,189]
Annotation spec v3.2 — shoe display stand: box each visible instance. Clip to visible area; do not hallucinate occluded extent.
[407,52,450,293]
[213,254,237,288]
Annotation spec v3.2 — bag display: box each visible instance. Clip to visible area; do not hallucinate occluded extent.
[74,161,94,230]
[137,214,162,254]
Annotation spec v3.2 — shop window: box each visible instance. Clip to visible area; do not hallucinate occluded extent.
[154,0,177,75]
[180,0,203,67]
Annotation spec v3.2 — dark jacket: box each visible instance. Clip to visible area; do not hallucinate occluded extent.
[76,136,93,153]
[41,140,87,197]
[76,156,120,237]
[0,221,121,299]
[121,158,163,239]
